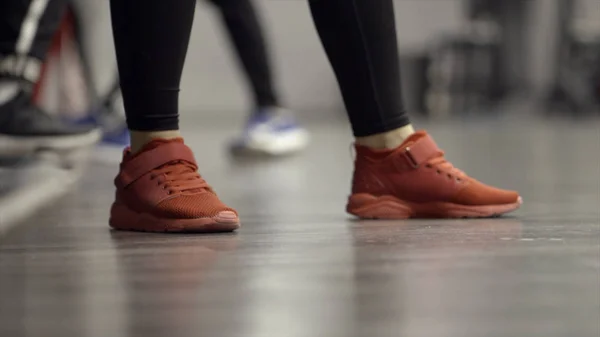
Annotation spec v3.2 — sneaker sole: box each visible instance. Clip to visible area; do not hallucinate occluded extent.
[347,194,522,219]
[0,129,102,156]
[109,202,240,233]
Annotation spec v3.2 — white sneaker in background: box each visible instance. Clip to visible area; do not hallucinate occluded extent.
[229,107,310,157]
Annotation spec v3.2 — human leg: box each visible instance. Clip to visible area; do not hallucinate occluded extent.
[208,0,309,156]
[308,0,521,218]
[108,0,239,232]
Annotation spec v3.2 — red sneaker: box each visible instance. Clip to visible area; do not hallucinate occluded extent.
[347,131,522,219]
[109,138,239,232]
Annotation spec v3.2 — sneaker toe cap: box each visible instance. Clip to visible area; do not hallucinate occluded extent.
[214,210,239,223]
[157,194,238,219]
[454,180,521,205]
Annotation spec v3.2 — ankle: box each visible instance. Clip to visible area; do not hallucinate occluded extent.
[130,130,182,153]
[355,124,415,150]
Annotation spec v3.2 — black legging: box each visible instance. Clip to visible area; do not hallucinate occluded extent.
[103,0,280,117]
[207,0,279,109]
[311,0,410,136]
[112,0,410,136]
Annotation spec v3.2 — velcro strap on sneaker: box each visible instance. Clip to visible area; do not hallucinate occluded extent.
[117,142,197,188]
[401,134,440,168]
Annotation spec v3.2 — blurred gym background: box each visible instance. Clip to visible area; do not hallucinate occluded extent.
[35,0,600,121]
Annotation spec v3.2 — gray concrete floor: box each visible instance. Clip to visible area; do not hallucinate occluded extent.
[0,117,599,337]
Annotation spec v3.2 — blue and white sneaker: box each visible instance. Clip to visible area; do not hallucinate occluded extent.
[99,119,129,147]
[93,119,129,164]
[72,114,128,145]
[68,110,129,164]
[229,107,309,156]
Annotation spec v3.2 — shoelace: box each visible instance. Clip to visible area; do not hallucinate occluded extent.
[425,151,466,180]
[149,161,210,194]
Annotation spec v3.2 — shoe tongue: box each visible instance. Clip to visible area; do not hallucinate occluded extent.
[140,138,184,152]
[123,138,185,160]
[398,130,428,149]
[354,130,429,159]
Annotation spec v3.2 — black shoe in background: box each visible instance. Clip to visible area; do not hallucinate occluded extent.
[0,91,101,156]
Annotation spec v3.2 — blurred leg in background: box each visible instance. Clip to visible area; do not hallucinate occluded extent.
[207,0,308,156]
[0,0,99,158]
[66,0,130,150]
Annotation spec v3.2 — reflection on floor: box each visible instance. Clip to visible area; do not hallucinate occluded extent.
[0,156,81,234]
[1,117,599,337]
